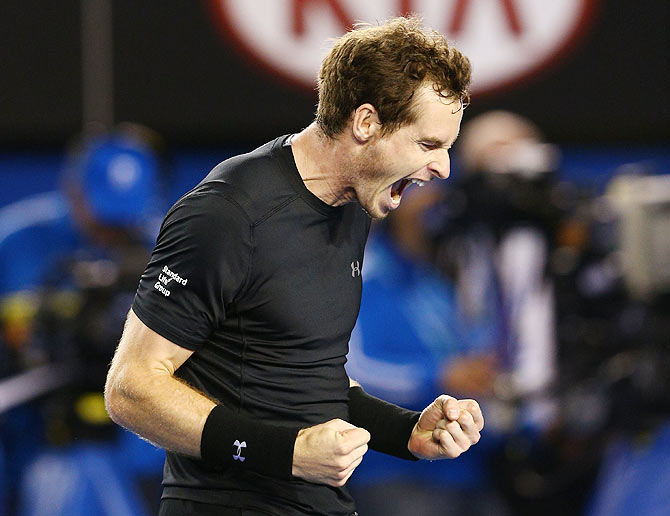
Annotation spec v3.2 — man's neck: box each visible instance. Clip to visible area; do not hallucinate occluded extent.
[289,123,357,207]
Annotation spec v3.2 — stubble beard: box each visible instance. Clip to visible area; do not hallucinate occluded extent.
[353,145,390,220]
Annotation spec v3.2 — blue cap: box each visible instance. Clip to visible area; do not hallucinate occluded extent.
[75,135,160,226]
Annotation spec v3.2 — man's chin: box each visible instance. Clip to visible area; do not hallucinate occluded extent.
[361,204,390,220]
[358,194,395,219]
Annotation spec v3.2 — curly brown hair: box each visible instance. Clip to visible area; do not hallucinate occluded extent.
[316,15,471,138]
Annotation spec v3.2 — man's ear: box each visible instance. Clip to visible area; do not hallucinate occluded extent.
[351,104,381,143]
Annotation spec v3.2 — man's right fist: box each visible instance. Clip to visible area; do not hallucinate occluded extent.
[292,418,370,487]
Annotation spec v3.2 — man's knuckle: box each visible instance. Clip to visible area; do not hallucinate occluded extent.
[334,443,348,456]
[461,411,474,423]
[436,394,450,405]
[446,421,460,432]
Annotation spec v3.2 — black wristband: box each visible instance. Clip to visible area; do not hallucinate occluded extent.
[348,386,420,461]
[200,405,300,479]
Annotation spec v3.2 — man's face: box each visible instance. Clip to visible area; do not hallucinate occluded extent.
[353,84,464,219]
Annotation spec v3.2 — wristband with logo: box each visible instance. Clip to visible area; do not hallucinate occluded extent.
[200,405,300,479]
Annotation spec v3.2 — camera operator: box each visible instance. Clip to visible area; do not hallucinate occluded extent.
[0,124,165,515]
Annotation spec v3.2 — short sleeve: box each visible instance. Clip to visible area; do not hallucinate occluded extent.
[132,191,252,350]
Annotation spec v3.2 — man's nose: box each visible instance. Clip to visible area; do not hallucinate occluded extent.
[428,150,450,180]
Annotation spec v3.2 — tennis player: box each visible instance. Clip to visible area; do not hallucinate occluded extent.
[105,16,482,516]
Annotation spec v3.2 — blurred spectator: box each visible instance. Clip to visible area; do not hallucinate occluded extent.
[437,111,561,415]
[434,111,597,515]
[578,172,670,516]
[0,123,162,376]
[346,181,510,516]
[435,112,670,515]
[347,111,577,515]
[0,124,166,515]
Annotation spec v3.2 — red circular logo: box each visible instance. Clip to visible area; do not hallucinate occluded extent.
[209,0,598,96]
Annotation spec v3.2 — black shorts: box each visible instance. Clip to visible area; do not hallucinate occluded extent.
[158,498,359,516]
[159,498,268,515]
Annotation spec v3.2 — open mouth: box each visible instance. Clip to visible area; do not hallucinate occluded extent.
[390,178,425,204]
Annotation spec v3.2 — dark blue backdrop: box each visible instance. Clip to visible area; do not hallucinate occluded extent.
[3,145,670,212]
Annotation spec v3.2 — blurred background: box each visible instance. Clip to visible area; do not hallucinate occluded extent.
[1,1,669,515]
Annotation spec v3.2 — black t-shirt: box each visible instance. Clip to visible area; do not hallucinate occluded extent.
[132,135,370,515]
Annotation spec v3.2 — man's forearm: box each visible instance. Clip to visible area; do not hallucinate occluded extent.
[105,364,216,457]
[348,384,420,460]
[104,310,218,458]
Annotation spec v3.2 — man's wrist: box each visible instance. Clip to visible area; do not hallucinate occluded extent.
[348,386,420,461]
[200,405,300,479]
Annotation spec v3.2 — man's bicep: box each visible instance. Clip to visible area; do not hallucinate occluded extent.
[114,308,194,377]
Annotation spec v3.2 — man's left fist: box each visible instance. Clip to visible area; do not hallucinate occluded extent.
[407,395,484,460]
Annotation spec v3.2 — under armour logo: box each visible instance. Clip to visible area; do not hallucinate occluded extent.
[351,261,360,277]
[233,439,247,462]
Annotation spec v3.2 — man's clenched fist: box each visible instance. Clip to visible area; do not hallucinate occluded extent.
[292,418,370,486]
[408,395,484,460]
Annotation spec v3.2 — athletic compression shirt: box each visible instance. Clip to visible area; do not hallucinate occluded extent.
[132,135,370,515]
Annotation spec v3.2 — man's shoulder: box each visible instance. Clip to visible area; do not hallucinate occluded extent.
[185,136,298,223]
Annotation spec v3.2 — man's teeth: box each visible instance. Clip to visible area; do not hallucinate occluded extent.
[391,178,425,205]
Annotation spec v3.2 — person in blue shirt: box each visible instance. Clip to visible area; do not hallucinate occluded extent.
[346,181,509,516]
[0,125,162,374]
[0,125,165,516]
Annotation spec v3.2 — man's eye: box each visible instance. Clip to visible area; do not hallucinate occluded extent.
[420,142,437,150]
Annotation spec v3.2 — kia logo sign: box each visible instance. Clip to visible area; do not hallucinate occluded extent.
[209,0,598,96]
